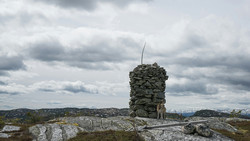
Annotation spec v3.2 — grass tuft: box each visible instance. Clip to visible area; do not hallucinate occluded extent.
[69,130,145,141]
[212,121,250,141]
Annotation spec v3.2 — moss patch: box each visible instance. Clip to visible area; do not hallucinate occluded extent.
[212,121,250,141]
[69,130,145,141]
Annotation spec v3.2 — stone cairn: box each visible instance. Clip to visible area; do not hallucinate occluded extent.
[129,63,168,118]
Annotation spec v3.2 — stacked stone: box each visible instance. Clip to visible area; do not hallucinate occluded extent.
[129,63,168,118]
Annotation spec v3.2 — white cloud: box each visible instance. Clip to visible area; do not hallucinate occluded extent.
[0,0,250,111]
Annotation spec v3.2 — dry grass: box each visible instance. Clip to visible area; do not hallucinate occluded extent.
[69,130,145,141]
[212,121,250,141]
[0,124,33,141]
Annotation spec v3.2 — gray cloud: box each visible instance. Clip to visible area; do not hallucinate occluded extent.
[32,80,125,96]
[167,55,250,92]
[35,0,151,11]
[167,81,218,96]
[213,73,250,91]
[0,55,26,71]
[170,55,250,72]
[38,88,56,92]
[0,90,19,95]
[47,101,62,105]
[0,81,7,85]
[0,105,14,109]
[33,81,99,94]
[155,30,250,95]
[239,101,250,105]
[29,40,64,62]
[63,84,97,94]
[0,10,47,26]
[0,71,9,76]
[29,37,139,70]
[0,55,26,76]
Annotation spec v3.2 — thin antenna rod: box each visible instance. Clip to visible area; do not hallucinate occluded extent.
[141,42,146,65]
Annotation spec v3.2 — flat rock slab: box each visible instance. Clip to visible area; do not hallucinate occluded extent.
[29,123,84,141]
[1,125,20,132]
[0,133,11,138]
[29,116,234,141]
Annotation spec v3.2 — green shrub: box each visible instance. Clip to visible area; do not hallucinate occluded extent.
[0,116,5,129]
[230,109,242,118]
[26,112,43,124]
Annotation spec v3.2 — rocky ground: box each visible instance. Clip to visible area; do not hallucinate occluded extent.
[28,116,241,141]
[1,116,249,141]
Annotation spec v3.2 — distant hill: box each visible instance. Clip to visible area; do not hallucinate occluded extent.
[193,109,250,119]
[0,108,129,122]
[1,108,249,123]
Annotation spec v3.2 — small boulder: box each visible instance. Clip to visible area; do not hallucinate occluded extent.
[148,112,157,118]
[129,111,136,117]
[1,125,20,132]
[136,109,148,117]
[182,123,195,134]
[135,98,151,105]
[0,133,11,138]
[195,124,212,137]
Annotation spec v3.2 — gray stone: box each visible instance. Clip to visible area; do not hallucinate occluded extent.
[29,123,84,141]
[129,63,168,118]
[148,112,157,118]
[61,124,80,140]
[130,96,137,101]
[146,106,156,112]
[185,117,239,133]
[144,81,151,87]
[129,111,136,117]
[144,94,152,98]
[133,77,142,80]
[131,105,144,111]
[135,98,151,105]
[155,82,162,88]
[136,109,148,117]
[154,92,165,99]
[0,133,11,138]
[29,116,234,141]
[1,125,20,132]
[145,89,153,95]
[182,123,195,134]
[50,124,63,141]
[29,124,47,141]
[195,124,212,137]
[153,98,164,103]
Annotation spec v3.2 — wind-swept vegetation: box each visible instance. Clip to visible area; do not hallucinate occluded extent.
[69,130,144,141]
[212,121,250,141]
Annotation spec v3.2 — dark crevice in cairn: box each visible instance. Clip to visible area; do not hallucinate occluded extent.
[129,62,168,118]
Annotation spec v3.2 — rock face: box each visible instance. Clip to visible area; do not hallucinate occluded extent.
[29,116,233,141]
[1,125,20,132]
[129,63,168,118]
[0,133,11,138]
[0,125,21,138]
[195,124,212,137]
[29,123,84,141]
[182,123,212,137]
[185,117,240,133]
[182,123,195,134]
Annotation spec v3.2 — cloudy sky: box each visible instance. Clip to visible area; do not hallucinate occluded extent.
[0,0,250,112]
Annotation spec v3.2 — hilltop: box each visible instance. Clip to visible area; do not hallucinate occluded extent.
[0,108,249,123]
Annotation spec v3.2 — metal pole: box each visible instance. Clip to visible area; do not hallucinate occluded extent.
[143,120,208,130]
[141,42,146,65]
